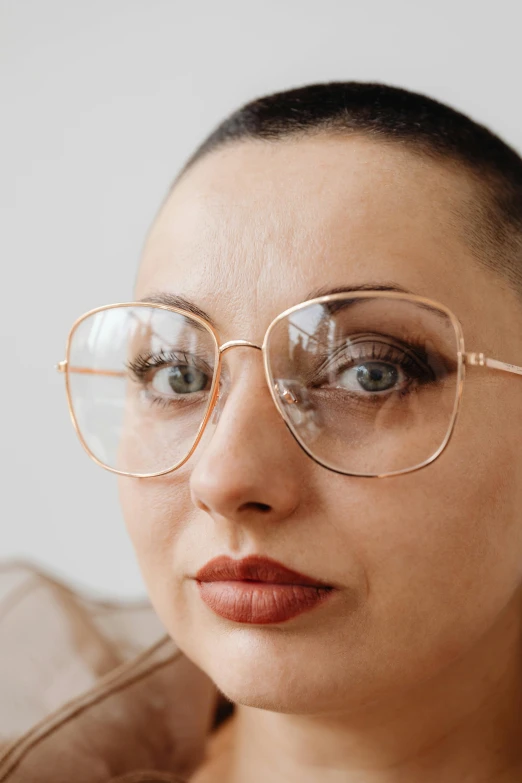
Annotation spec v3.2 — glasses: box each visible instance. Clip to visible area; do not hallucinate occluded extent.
[57,291,522,479]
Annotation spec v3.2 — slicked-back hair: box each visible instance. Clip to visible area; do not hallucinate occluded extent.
[176,82,522,294]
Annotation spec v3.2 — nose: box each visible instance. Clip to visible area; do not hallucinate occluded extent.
[189,351,304,527]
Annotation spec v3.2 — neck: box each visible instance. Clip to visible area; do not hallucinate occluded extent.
[222,598,522,783]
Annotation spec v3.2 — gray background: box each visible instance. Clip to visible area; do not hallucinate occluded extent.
[2,0,521,597]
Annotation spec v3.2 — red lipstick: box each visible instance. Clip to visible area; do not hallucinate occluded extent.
[195,555,334,624]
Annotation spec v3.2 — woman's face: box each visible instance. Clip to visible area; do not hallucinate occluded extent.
[120,136,522,713]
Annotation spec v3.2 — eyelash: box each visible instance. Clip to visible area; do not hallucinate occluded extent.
[127,349,212,379]
[339,340,429,376]
[311,335,440,393]
[125,335,448,410]
[126,350,213,409]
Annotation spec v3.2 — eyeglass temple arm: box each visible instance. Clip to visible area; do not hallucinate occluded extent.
[55,361,125,378]
[465,352,522,377]
[57,355,522,379]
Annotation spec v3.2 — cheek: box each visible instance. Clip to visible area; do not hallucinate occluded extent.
[346,400,522,675]
[118,472,195,624]
[115,380,522,709]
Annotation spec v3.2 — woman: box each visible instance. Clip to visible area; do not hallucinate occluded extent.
[4,82,522,782]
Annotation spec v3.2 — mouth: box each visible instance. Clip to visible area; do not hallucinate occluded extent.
[194,554,335,624]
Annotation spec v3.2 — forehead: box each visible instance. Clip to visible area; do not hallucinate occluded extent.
[137,136,503,341]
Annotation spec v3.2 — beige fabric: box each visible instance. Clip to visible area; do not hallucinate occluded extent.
[0,562,220,782]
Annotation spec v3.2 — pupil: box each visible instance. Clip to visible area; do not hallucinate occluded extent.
[357,362,397,392]
[168,365,205,394]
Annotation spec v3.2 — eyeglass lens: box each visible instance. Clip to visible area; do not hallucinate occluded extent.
[67,297,460,476]
[266,296,460,475]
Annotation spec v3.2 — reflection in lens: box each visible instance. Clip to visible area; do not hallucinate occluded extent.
[267,296,461,475]
[67,296,462,478]
[67,306,218,475]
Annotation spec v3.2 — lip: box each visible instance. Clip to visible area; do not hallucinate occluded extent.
[195,555,334,624]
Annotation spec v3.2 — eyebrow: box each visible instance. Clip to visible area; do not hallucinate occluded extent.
[139,282,417,329]
[138,291,218,328]
[305,283,414,299]
[305,283,450,322]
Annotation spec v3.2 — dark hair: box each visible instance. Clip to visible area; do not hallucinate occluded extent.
[177,82,522,293]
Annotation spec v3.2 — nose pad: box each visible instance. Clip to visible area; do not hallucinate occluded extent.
[275,380,322,441]
[275,382,299,405]
[211,387,228,426]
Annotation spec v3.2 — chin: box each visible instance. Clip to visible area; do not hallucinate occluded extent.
[179,625,360,715]
[212,665,322,714]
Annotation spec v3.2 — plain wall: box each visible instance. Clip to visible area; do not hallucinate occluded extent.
[2,0,521,597]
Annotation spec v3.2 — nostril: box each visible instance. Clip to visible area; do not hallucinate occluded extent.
[241,501,272,513]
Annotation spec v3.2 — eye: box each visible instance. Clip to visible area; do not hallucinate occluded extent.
[338,361,404,393]
[151,364,209,396]
[312,335,436,397]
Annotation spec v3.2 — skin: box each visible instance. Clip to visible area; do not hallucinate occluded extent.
[120,136,522,782]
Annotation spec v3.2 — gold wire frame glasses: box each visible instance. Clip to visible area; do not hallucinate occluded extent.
[57,291,522,479]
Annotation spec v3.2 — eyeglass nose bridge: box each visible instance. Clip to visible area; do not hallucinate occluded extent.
[213,339,299,422]
[211,339,264,426]
[219,339,263,355]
